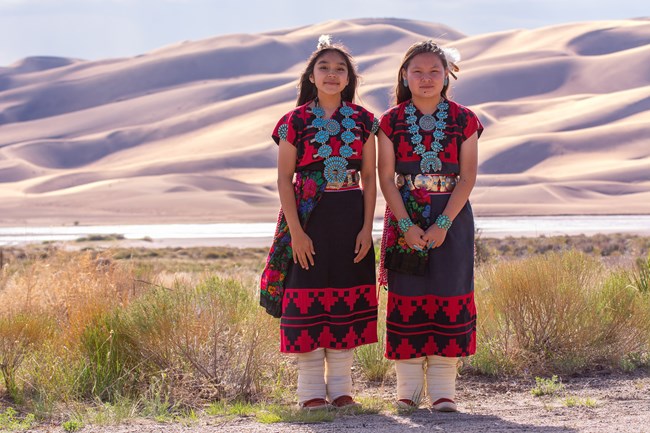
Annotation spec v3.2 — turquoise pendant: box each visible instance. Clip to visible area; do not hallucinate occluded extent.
[317,144,332,158]
[339,105,354,117]
[324,156,348,183]
[341,130,355,144]
[315,130,329,144]
[278,123,288,140]
[341,118,356,129]
[325,119,341,136]
[420,151,442,173]
[340,144,354,158]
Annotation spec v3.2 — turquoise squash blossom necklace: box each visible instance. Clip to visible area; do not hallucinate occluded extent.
[311,98,357,183]
[405,99,449,173]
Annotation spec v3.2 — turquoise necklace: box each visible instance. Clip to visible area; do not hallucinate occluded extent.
[405,99,449,173]
[311,99,357,183]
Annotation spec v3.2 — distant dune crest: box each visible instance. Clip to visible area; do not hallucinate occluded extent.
[0,18,649,225]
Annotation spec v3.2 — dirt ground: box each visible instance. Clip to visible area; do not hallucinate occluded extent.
[24,371,649,433]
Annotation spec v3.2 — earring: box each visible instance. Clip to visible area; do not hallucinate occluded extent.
[444,77,449,86]
[403,78,409,88]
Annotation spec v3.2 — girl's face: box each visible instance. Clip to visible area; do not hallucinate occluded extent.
[403,52,446,99]
[310,50,349,97]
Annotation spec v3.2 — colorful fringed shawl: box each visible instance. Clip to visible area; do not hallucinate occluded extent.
[260,171,327,317]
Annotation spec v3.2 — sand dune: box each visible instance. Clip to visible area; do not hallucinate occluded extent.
[0,17,649,226]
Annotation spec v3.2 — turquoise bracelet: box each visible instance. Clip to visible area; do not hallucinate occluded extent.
[435,214,452,230]
[398,218,414,234]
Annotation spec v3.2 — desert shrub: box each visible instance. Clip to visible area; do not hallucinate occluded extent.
[472,251,650,375]
[477,234,650,261]
[0,407,36,430]
[77,315,142,402]
[0,248,293,409]
[109,275,289,404]
[0,250,140,344]
[530,375,564,397]
[0,312,53,401]
[0,250,145,410]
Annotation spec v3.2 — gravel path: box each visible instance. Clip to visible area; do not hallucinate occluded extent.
[25,372,650,433]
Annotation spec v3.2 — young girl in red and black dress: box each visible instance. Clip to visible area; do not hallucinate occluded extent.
[260,35,378,410]
[377,40,483,412]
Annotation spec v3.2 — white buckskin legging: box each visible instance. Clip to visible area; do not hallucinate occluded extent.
[395,355,458,404]
[296,348,354,404]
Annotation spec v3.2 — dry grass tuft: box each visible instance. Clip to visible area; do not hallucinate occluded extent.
[474,251,650,375]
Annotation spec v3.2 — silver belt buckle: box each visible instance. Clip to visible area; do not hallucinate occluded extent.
[414,174,432,190]
[327,180,343,190]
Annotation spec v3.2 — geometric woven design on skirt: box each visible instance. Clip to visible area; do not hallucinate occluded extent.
[280,284,378,353]
[385,291,476,359]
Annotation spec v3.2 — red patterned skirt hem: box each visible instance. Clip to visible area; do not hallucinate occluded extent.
[384,291,476,359]
[280,284,378,353]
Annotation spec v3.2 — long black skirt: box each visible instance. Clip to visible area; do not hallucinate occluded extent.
[280,189,378,353]
[385,197,476,360]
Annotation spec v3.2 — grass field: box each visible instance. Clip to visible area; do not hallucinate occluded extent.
[0,234,648,428]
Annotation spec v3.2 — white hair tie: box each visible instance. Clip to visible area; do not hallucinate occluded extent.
[317,34,332,50]
[441,46,461,78]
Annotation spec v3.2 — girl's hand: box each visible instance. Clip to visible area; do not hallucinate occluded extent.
[423,225,448,250]
[291,229,315,270]
[404,225,427,251]
[353,227,373,263]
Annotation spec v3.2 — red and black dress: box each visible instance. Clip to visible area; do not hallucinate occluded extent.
[378,98,483,360]
[264,100,379,354]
